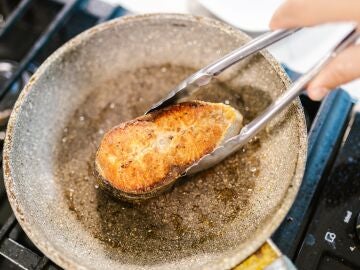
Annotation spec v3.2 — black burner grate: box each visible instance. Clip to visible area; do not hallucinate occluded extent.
[0,0,125,268]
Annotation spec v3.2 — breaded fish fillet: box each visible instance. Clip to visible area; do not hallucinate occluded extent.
[95,100,243,200]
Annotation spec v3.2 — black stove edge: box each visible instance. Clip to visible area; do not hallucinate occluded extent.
[295,102,360,270]
[272,89,354,258]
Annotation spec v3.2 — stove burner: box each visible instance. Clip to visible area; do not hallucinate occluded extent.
[0,60,30,95]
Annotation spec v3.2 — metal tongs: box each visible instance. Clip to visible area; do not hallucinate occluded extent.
[146,25,359,176]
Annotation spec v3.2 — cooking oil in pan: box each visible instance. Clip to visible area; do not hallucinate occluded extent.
[56,64,271,264]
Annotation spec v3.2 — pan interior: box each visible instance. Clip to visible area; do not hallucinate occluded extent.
[5,15,305,270]
[56,63,272,264]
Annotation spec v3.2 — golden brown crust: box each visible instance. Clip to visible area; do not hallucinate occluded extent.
[95,100,242,194]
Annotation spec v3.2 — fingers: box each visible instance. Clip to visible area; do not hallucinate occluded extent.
[307,44,360,100]
[269,0,360,100]
[270,0,360,29]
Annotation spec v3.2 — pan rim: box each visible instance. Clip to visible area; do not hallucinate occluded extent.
[3,13,307,270]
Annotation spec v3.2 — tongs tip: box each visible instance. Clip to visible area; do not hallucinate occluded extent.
[145,71,213,114]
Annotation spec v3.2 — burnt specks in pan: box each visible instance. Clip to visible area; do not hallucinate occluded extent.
[55,64,268,264]
[171,23,187,28]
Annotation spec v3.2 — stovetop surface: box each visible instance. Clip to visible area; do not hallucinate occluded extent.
[295,105,360,269]
[0,1,359,269]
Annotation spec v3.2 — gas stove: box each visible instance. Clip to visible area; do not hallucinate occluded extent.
[0,1,359,269]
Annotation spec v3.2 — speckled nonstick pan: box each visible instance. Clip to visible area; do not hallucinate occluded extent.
[3,14,307,270]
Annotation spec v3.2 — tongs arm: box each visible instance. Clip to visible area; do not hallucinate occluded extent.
[240,27,359,141]
[204,28,300,76]
[185,26,359,175]
[146,28,300,113]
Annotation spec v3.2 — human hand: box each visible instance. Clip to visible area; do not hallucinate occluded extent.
[270,0,360,100]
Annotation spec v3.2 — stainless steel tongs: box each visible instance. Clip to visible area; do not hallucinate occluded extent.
[146,25,359,176]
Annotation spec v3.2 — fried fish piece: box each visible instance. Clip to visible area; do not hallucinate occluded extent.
[95,100,243,201]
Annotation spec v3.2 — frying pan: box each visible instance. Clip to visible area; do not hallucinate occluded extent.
[3,14,307,269]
